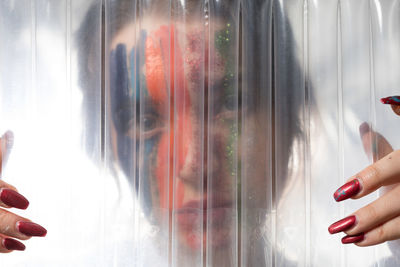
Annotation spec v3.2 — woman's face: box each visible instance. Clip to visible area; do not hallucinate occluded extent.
[110,17,269,252]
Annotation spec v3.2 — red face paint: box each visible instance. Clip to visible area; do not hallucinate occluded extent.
[145,24,234,251]
[145,25,192,212]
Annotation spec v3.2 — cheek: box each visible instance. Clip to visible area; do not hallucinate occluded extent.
[155,133,170,211]
[241,116,270,204]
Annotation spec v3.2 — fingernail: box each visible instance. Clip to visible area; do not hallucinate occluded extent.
[333,179,361,202]
[359,122,370,137]
[381,96,400,106]
[0,189,29,209]
[342,233,365,244]
[328,215,356,234]
[3,238,25,251]
[16,221,47,237]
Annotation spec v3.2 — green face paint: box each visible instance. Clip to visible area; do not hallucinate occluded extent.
[215,22,242,217]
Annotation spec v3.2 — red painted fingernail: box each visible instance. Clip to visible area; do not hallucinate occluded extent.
[381,96,400,106]
[3,238,25,251]
[0,189,29,209]
[342,233,364,244]
[17,221,47,237]
[333,179,360,202]
[328,215,356,234]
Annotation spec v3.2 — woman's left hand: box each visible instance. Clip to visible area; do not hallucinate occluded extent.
[328,96,400,246]
[0,131,47,252]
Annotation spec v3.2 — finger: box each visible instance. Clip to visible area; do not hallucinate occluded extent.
[0,208,47,240]
[357,149,400,199]
[0,180,17,192]
[0,180,28,209]
[381,96,400,105]
[331,123,394,202]
[333,149,400,201]
[381,96,400,116]
[391,105,400,116]
[0,233,25,252]
[353,215,400,247]
[359,122,393,163]
[0,185,29,210]
[341,233,365,245]
[344,185,400,236]
[0,131,14,174]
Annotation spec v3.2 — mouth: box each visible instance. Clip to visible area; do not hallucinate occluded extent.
[174,196,235,249]
[175,196,233,229]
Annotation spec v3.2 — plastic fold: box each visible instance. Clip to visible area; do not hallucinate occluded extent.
[0,0,400,266]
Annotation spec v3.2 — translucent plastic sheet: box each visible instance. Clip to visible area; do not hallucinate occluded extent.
[0,0,400,266]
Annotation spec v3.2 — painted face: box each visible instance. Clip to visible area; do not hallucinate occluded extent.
[110,20,269,253]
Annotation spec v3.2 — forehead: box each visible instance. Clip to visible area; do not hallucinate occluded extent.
[110,19,234,89]
[110,19,229,53]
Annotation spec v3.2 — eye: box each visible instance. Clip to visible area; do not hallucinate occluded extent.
[125,113,163,139]
[141,114,159,132]
[217,93,239,117]
[224,94,237,111]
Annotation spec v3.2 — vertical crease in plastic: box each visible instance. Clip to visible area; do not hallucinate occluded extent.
[205,2,240,265]
[303,0,311,266]
[101,0,107,265]
[132,1,139,265]
[368,1,378,263]
[30,0,37,118]
[137,1,144,264]
[337,3,346,266]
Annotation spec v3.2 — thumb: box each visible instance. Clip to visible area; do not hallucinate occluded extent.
[380,96,400,116]
[359,122,393,163]
[390,105,400,116]
[359,122,395,194]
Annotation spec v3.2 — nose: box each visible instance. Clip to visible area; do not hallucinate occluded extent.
[174,110,203,185]
[175,110,225,192]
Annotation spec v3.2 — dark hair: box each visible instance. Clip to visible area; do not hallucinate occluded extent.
[76,0,201,158]
[77,0,304,195]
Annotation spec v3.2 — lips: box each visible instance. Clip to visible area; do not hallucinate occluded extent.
[176,197,233,229]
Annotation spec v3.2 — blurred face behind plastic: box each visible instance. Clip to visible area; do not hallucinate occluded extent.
[110,16,268,254]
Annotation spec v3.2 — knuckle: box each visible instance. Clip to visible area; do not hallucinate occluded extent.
[0,210,20,237]
[364,204,378,222]
[0,209,10,222]
[361,164,381,189]
[0,225,13,236]
[376,225,386,241]
[369,165,380,180]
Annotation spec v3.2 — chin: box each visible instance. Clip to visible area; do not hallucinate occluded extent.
[177,207,236,251]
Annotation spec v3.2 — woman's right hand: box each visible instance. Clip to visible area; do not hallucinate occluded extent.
[0,131,47,252]
[328,97,400,246]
